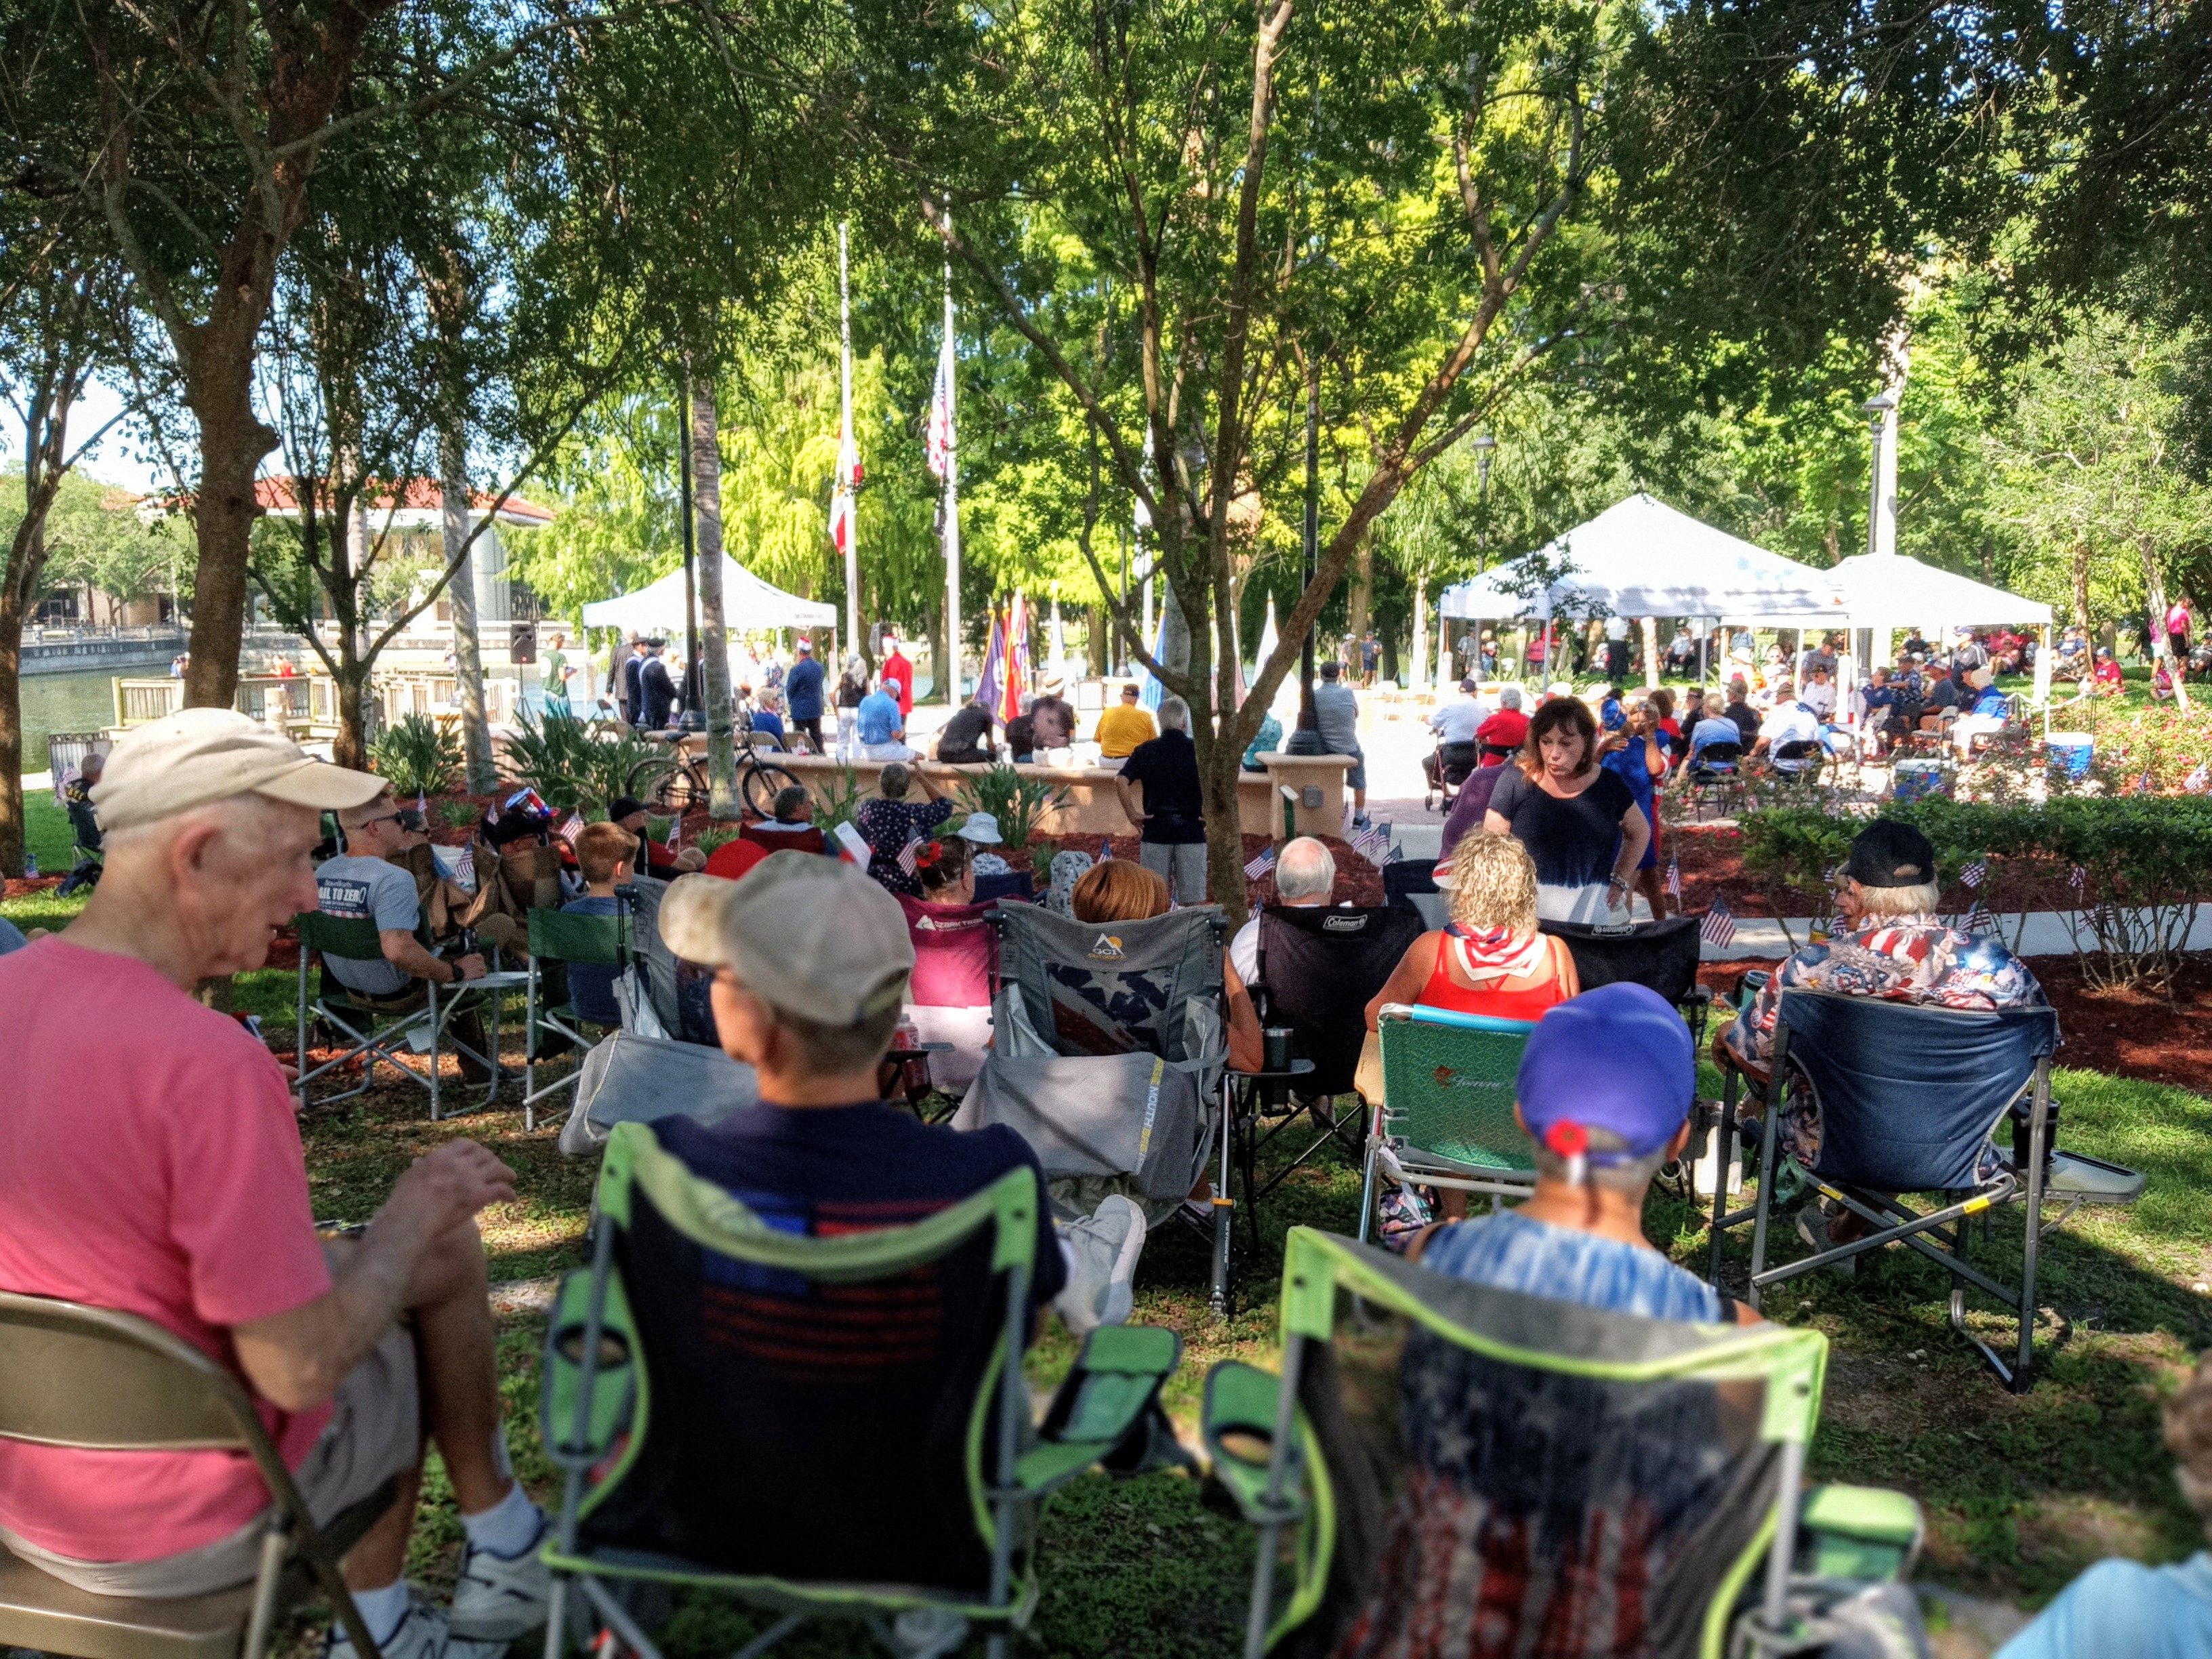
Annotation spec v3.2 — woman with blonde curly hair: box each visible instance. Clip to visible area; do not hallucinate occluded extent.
[1363,830,1578,1031]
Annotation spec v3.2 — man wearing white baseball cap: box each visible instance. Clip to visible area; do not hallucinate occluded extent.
[653,854,1143,1339]
[0,709,548,1659]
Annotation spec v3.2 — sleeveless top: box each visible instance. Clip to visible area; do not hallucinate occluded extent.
[1416,932,1574,1023]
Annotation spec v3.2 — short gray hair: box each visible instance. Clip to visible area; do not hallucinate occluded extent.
[878,762,910,798]
[1158,697,1189,732]
[1530,1124,1672,1195]
[1498,686,1523,711]
[1854,878,1942,917]
[1274,837,1336,903]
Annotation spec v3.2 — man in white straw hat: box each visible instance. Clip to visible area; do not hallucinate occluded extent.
[0,709,549,1659]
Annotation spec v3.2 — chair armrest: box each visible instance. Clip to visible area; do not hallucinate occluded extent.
[1798,1483,1924,1582]
[1201,1360,1308,1526]
[1016,1325,1189,1495]
[539,1266,638,1473]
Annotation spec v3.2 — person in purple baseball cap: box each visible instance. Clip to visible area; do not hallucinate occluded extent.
[1409,983,1761,1326]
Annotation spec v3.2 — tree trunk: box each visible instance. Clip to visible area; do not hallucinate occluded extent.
[1640,615,1661,690]
[442,432,497,793]
[689,373,737,818]
[1410,577,1427,694]
[1197,728,1248,926]
[181,331,280,711]
[2070,544,2092,632]
[1380,628,1399,687]
[1347,540,1372,659]
[0,539,33,879]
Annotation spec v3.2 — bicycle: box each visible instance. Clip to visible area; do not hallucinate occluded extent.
[626,733,801,821]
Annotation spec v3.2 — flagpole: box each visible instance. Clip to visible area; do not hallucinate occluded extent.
[839,222,859,665]
[942,232,962,707]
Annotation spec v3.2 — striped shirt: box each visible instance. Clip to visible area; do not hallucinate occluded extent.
[1420,1209,1721,1324]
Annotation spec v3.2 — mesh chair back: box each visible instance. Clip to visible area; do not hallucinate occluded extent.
[614,876,684,1033]
[1540,916,1702,1007]
[1380,859,1439,914]
[1268,1231,1824,1659]
[1777,991,2057,1193]
[527,907,628,966]
[991,901,1223,1061]
[295,910,390,963]
[0,1292,250,1451]
[1257,907,1425,1095]
[1689,742,1742,772]
[1376,1006,1534,1172]
[576,1126,1033,1593]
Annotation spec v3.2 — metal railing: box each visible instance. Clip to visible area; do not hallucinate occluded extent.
[112,670,519,733]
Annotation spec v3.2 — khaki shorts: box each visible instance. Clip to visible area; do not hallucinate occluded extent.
[0,1326,419,1599]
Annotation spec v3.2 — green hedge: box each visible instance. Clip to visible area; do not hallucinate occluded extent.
[1739,796,2212,994]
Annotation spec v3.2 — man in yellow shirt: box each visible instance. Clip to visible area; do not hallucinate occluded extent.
[1094,682,1158,760]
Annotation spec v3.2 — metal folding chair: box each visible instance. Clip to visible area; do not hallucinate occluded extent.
[1354,1004,1537,1244]
[0,1291,396,1659]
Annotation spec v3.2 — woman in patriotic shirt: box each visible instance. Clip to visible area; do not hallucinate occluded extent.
[1718,819,2044,1180]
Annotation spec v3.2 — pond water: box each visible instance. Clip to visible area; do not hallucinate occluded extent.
[16,670,119,779]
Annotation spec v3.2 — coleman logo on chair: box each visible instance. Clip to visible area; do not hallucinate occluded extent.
[1323,914,1366,934]
[1088,933,1126,959]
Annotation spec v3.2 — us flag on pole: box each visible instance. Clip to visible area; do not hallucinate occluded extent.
[558,812,586,847]
[1665,859,1681,901]
[1244,845,1277,880]
[1700,898,1737,948]
[926,325,957,480]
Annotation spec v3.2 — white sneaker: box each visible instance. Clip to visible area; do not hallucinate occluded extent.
[1054,1195,1148,1336]
[326,1599,508,1659]
[447,1509,553,1641]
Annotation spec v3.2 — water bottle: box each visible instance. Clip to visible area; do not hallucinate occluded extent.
[24,851,36,878]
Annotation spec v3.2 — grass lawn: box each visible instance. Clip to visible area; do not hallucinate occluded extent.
[5,876,2206,1655]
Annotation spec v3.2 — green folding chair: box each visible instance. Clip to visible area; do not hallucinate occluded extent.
[538,1121,1190,1659]
[293,910,499,1120]
[1355,1004,1538,1244]
[522,907,631,1132]
[1206,1227,1927,1659]
[0,1290,396,1659]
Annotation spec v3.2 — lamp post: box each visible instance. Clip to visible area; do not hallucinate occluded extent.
[1286,352,1326,755]
[1860,392,1896,671]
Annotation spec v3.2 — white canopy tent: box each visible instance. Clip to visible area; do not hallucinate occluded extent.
[580,556,836,634]
[1439,494,1840,624]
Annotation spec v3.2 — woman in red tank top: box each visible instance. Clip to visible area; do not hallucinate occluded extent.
[1364,830,1580,1031]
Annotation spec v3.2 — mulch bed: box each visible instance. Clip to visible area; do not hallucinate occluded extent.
[1697,954,2212,1089]
[2,875,62,901]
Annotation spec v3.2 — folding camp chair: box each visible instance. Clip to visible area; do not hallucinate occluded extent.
[1540,914,1717,1043]
[1379,858,1446,930]
[539,1122,1189,1659]
[1237,905,1427,1244]
[522,905,632,1132]
[1706,990,2139,1392]
[0,1290,396,1659]
[1206,1227,1926,1659]
[960,901,1233,1312]
[293,909,501,1120]
[1683,741,1742,822]
[1354,1004,1537,1245]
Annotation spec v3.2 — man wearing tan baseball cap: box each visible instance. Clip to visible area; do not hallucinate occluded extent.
[0,708,550,1658]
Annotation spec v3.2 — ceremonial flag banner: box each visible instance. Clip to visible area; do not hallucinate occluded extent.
[828,418,863,554]
[1000,592,1031,724]
[975,609,1008,719]
[1701,899,1737,948]
[926,329,956,480]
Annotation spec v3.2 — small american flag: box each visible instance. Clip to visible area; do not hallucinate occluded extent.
[1244,845,1277,880]
[1097,837,1113,863]
[454,844,474,885]
[2069,863,2087,889]
[898,834,924,876]
[558,811,586,847]
[2186,759,2211,793]
[1381,844,1404,865]
[1961,859,1986,889]
[2139,769,2155,794]
[415,789,427,816]
[1350,820,1393,863]
[1700,899,1737,947]
[1961,901,1991,935]
[665,813,680,851]
[1665,859,1682,900]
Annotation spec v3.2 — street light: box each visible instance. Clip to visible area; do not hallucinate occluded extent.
[1287,352,1327,755]
[1860,394,1894,560]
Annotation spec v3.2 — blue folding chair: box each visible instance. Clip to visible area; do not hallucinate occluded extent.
[1708,989,2121,1392]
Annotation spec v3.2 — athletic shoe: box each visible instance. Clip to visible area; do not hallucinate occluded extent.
[447,1509,552,1641]
[1795,1203,1856,1275]
[1054,1195,1147,1336]
[325,1599,508,1659]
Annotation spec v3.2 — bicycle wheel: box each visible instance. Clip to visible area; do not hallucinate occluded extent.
[627,754,699,814]
[739,755,802,821]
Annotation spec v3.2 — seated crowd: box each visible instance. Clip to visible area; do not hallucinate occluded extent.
[5,701,2162,1659]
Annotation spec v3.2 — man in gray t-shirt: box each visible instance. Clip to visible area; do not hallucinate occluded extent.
[1313,660,1369,826]
[314,791,487,1001]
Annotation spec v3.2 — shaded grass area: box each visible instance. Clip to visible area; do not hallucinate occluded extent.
[10,944,2203,1654]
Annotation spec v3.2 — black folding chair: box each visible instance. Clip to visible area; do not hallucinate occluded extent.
[1237,905,1425,1246]
[1538,914,1715,1042]
[1706,990,2125,1392]
[1379,857,1446,930]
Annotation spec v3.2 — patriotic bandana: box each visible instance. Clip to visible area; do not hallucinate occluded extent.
[1445,924,1549,987]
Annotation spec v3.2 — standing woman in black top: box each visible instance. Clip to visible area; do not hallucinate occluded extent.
[1482,695,1650,924]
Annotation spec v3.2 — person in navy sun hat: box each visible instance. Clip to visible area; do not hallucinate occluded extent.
[1408,983,1761,1326]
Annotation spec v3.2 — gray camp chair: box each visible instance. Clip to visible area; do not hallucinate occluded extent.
[293,909,500,1120]
[522,906,631,1132]
[1707,989,2142,1391]
[0,1290,394,1659]
[956,901,1233,1311]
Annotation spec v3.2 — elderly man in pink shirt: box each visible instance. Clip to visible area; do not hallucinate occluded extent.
[0,710,548,1659]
